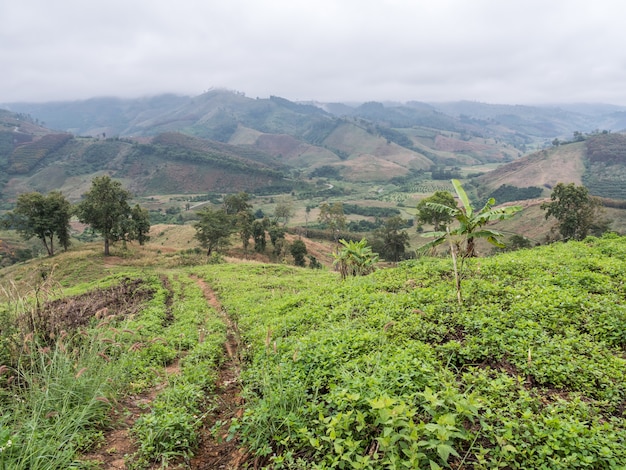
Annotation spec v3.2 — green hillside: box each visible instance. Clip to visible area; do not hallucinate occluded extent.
[474,131,626,201]
[583,133,626,199]
[8,91,626,195]
[0,125,297,200]
[0,234,625,468]
[4,90,568,174]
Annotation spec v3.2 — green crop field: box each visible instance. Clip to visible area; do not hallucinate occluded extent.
[1,234,626,468]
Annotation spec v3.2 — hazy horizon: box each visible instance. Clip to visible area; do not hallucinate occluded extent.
[3,1,626,106]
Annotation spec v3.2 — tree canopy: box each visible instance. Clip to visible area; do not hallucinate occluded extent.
[290,239,308,267]
[318,202,346,242]
[6,191,72,256]
[76,176,150,255]
[541,182,605,241]
[416,190,457,231]
[372,216,411,262]
[193,207,233,256]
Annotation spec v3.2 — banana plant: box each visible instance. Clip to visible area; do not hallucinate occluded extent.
[421,180,522,304]
[421,179,522,257]
[332,238,379,280]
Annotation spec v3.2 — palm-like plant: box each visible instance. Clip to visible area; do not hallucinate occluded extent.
[333,239,379,280]
[421,179,522,257]
[421,180,522,304]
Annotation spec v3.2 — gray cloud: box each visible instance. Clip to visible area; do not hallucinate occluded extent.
[2,0,626,104]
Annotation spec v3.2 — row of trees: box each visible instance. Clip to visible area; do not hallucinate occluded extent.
[194,192,300,262]
[2,176,150,257]
[3,174,605,268]
[194,194,414,265]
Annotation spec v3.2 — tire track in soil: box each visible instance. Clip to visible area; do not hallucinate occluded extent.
[81,276,181,469]
[82,361,182,469]
[189,276,249,470]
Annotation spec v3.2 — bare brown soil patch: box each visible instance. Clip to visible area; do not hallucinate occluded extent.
[477,142,586,192]
[30,278,154,339]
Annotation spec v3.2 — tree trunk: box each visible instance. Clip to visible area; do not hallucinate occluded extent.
[104,238,110,256]
[448,227,462,305]
[42,236,52,256]
[466,237,476,258]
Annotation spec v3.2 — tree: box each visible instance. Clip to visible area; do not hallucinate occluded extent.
[223,192,252,215]
[268,221,286,256]
[508,234,533,250]
[416,191,457,231]
[129,205,151,245]
[290,239,308,267]
[333,238,379,280]
[223,192,255,253]
[8,191,72,256]
[273,197,294,227]
[236,209,255,253]
[194,207,233,256]
[252,218,268,253]
[372,216,411,262]
[318,202,346,241]
[76,176,149,256]
[541,183,604,241]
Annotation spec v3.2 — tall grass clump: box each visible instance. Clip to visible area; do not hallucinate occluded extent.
[0,271,168,469]
[0,331,118,470]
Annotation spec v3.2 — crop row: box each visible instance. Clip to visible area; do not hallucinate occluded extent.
[7,134,72,174]
[0,271,226,469]
[195,234,626,468]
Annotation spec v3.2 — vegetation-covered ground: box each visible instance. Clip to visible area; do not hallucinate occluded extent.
[1,233,626,468]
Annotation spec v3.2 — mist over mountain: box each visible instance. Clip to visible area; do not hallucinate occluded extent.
[2,89,626,206]
[5,90,626,140]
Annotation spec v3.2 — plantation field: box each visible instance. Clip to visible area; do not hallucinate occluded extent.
[1,234,626,468]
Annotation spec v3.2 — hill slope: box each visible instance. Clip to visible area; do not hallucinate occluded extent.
[1,234,626,468]
[475,131,626,201]
[10,90,613,175]
[0,118,296,200]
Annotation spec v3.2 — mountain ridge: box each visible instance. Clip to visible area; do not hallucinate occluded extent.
[3,90,626,206]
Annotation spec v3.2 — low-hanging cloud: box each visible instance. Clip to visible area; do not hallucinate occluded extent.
[2,0,626,105]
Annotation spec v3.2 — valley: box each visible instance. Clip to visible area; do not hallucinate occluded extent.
[1,91,626,468]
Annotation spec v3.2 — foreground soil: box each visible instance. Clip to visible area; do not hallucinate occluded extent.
[51,274,249,469]
[188,277,248,469]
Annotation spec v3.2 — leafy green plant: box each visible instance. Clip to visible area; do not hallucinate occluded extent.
[332,238,379,280]
[421,179,522,303]
[199,235,626,468]
[126,274,226,468]
[421,179,522,257]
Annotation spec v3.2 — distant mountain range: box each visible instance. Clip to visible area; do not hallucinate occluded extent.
[6,90,626,143]
[2,90,626,202]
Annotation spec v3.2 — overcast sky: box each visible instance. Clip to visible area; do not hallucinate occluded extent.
[2,0,626,105]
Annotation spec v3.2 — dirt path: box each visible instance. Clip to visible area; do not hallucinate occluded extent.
[80,278,181,469]
[83,276,248,469]
[82,360,182,469]
[190,276,248,469]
